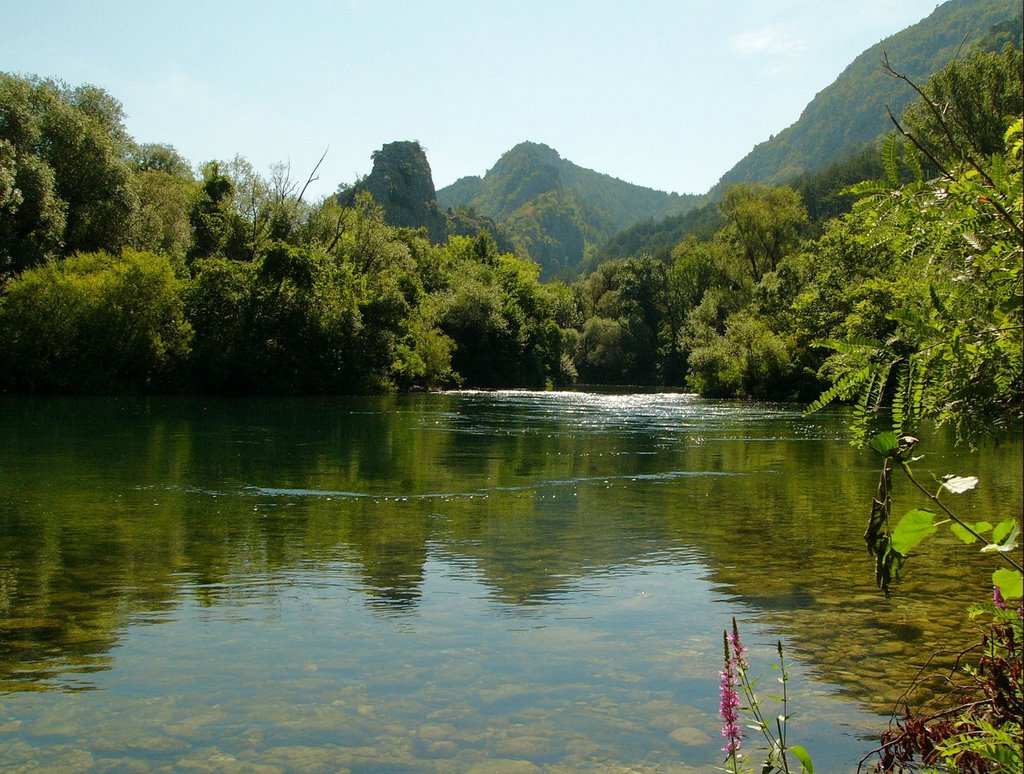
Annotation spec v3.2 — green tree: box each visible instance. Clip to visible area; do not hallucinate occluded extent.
[432,236,567,388]
[185,244,367,393]
[812,119,1022,442]
[901,44,1024,170]
[686,311,794,399]
[0,74,139,274]
[718,184,807,284]
[187,161,249,262]
[575,255,668,385]
[0,249,192,392]
[130,143,196,259]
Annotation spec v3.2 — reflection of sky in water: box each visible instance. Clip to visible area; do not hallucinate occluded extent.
[0,393,1017,772]
[3,553,878,772]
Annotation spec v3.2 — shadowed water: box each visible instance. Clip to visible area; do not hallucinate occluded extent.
[0,392,1019,772]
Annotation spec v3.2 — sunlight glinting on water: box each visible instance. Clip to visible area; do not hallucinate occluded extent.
[0,393,1018,772]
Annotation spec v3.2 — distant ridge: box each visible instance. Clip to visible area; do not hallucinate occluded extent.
[594,0,1021,265]
[711,0,1021,192]
[348,0,1021,278]
[437,141,704,279]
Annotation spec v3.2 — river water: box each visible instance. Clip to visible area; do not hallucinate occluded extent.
[0,392,1019,772]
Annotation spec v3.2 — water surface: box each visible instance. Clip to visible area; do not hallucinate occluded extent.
[0,392,1019,772]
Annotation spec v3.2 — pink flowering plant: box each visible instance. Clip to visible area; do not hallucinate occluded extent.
[719,618,814,774]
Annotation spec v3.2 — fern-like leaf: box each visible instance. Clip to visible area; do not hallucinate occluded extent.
[882,134,900,188]
[891,360,908,434]
[805,364,874,414]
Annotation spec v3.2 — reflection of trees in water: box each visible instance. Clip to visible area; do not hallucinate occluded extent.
[0,395,1018,711]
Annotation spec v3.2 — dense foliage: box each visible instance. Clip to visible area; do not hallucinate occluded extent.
[1,23,1021,769]
[1,40,1021,410]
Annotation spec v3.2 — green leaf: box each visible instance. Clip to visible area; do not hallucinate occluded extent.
[993,568,1023,600]
[869,432,899,456]
[805,363,874,414]
[891,509,937,555]
[882,133,900,187]
[982,520,1020,554]
[790,745,814,774]
[950,522,979,544]
[949,520,996,544]
[991,518,1017,544]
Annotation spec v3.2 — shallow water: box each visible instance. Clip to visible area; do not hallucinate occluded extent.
[0,392,1019,772]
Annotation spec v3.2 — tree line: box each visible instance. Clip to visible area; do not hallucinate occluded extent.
[1,44,1020,423]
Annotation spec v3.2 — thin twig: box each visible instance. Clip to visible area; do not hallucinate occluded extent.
[297,147,329,205]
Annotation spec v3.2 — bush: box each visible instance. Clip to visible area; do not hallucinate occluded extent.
[0,249,191,392]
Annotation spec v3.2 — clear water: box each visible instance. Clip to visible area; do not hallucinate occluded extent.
[0,392,1019,772]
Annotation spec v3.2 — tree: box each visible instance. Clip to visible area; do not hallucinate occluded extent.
[811,119,1022,443]
[900,44,1024,170]
[686,311,793,399]
[184,244,368,394]
[131,144,196,259]
[0,73,138,275]
[433,236,567,388]
[718,184,807,284]
[187,161,249,262]
[575,256,668,385]
[809,55,1023,767]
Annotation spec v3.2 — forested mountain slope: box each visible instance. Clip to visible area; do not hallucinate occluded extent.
[437,142,704,279]
[593,0,1021,264]
[713,0,1021,191]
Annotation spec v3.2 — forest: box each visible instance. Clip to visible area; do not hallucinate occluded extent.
[0,44,1020,444]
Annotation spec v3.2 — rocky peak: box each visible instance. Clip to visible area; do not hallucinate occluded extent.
[350,140,447,243]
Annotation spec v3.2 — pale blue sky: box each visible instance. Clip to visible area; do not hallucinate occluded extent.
[4,0,941,199]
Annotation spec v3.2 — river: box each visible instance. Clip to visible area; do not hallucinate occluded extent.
[0,392,1019,772]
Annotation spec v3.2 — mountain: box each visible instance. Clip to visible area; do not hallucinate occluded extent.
[712,0,1021,191]
[437,142,705,279]
[347,1,1020,276]
[594,0,1021,265]
[340,140,513,251]
[340,141,448,243]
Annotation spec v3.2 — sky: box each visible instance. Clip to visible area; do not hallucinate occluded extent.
[4,0,943,200]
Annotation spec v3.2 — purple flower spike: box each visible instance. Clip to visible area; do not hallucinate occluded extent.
[719,628,743,763]
[993,585,1006,610]
[730,617,748,670]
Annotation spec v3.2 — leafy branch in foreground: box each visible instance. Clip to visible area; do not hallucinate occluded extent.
[863,431,1022,599]
[808,50,1023,774]
[858,431,1022,773]
[809,116,1022,446]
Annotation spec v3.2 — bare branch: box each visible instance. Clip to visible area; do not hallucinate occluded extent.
[885,104,955,181]
[297,147,329,205]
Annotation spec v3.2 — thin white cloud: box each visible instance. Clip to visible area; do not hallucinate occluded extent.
[729,23,807,56]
